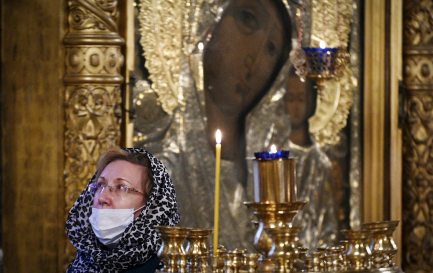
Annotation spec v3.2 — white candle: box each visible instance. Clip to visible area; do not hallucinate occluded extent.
[319,40,327,49]
[270,144,277,153]
[213,129,222,256]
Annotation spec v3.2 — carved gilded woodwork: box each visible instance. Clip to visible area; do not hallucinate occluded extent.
[403,0,433,272]
[63,0,124,266]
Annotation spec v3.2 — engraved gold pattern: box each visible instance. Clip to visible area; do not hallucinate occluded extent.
[403,0,433,46]
[310,0,353,48]
[403,0,433,271]
[63,0,124,266]
[138,0,184,115]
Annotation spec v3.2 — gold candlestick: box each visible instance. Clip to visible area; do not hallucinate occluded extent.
[252,157,296,203]
[156,226,190,273]
[267,226,303,273]
[324,245,346,272]
[363,220,399,269]
[342,229,372,271]
[244,202,305,272]
[186,228,212,272]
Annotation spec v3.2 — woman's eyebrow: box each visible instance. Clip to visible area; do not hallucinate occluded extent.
[117,177,134,186]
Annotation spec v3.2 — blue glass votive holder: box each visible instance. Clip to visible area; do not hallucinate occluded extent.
[302,47,339,78]
[254,150,290,160]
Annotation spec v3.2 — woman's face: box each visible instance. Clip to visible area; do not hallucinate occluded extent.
[204,0,288,116]
[92,160,147,214]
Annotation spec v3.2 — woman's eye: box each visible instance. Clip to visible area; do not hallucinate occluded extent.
[234,8,260,34]
[118,185,129,192]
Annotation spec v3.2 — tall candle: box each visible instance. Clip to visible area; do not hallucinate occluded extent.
[213,129,222,256]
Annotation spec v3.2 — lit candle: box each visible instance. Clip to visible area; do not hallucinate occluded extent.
[213,129,222,256]
[270,144,277,153]
[319,40,327,49]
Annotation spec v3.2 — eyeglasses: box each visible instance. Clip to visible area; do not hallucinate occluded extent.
[90,181,145,199]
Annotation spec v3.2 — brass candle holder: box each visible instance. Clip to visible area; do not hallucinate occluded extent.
[362,220,399,270]
[156,226,191,273]
[252,156,296,203]
[210,246,227,273]
[342,229,372,271]
[185,228,212,272]
[306,248,326,273]
[324,245,346,272]
[243,253,260,273]
[244,201,305,273]
[267,226,303,273]
[244,202,306,255]
[244,150,306,273]
[224,248,246,273]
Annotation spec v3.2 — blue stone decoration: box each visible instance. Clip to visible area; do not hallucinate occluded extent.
[254,150,290,160]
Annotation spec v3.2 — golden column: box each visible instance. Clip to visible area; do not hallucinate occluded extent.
[402,0,433,272]
[63,0,124,266]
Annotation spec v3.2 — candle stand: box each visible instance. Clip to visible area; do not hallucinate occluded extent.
[155,151,403,273]
[362,221,400,271]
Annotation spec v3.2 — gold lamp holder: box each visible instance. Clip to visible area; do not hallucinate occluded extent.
[302,46,349,91]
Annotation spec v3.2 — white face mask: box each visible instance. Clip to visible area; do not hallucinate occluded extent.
[89,206,144,246]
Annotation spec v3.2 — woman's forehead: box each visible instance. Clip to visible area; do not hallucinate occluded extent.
[100,160,147,184]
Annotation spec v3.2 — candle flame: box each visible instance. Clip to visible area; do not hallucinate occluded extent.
[215,129,222,144]
[270,144,277,153]
[319,40,326,49]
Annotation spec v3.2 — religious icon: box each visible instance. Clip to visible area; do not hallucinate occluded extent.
[203,0,292,183]
[134,0,360,250]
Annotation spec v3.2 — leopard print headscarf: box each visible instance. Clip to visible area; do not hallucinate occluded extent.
[66,148,180,272]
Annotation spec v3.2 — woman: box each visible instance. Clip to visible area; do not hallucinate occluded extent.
[65,147,180,272]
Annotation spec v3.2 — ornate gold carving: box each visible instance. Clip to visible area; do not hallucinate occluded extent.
[403,1,433,271]
[64,84,121,199]
[63,0,124,267]
[403,0,433,46]
[138,0,184,115]
[68,0,119,32]
[65,46,124,82]
[404,54,433,87]
[310,0,353,48]
[402,92,433,272]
